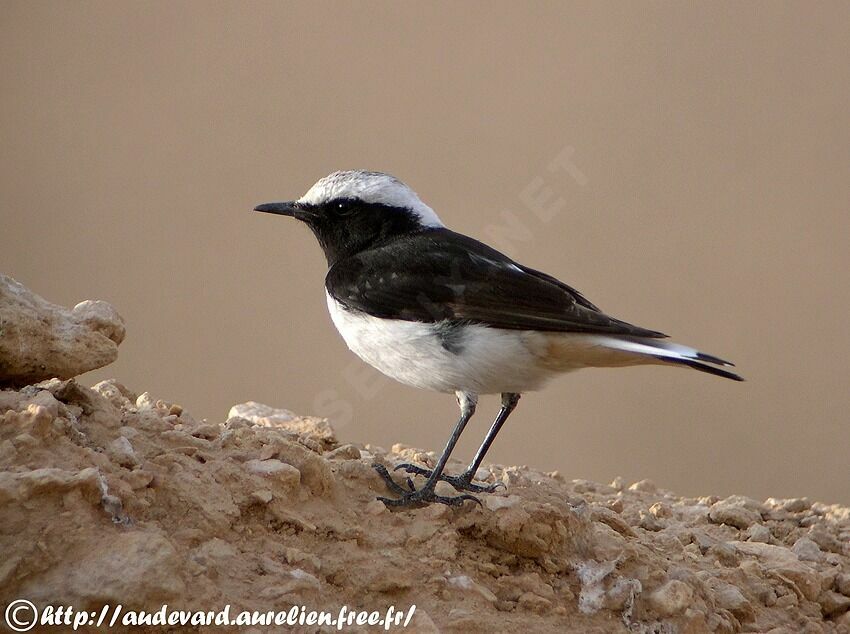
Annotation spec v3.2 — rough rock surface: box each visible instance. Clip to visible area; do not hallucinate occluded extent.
[0,275,125,386]
[1,380,848,633]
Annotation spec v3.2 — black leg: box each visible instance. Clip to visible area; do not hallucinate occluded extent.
[373,391,482,508]
[394,392,521,493]
[464,392,520,477]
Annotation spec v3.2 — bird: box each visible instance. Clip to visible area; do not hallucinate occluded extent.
[254,170,743,509]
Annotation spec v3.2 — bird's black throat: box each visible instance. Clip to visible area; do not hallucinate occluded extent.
[298,199,426,266]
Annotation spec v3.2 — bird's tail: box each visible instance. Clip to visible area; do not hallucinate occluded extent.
[592,335,744,381]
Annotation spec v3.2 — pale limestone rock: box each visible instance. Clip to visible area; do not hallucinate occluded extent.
[604,577,641,611]
[228,401,336,445]
[107,435,138,467]
[250,489,273,504]
[447,575,497,602]
[0,276,124,386]
[228,401,296,424]
[628,479,657,493]
[39,532,183,603]
[576,560,617,614]
[709,498,762,529]
[245,459,301,489]
[733,541,821,601]
[484,494,520,512]
[792,536,823,562]
[648,579,693,616]
[746,523,771,543]
[712,583,753,619]
[325,443,361,460]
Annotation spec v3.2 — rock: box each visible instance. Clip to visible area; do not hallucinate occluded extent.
[190,537,238,571]
[107,436,138,467]
[576,560,617,614]
[746,523,771,543]
[709,498,762,529]
[245,459,301,490]
[1,377,848,634]
[836,611,850,629]
[604,578,641,611]
[0,276,125,386]
[783,498,811,513]
[483,494,520,512]
[806,527,846,555]
[639,510,664,532]
[365,567,412,593]
[406,609,440,633]
[191,423,221,440]
[34,532,183,604]
[628,479,657,493]
[228,402,337,446]
[326,444,361,460]
[434,480,456,498]
[792,537,823,562]
[0,467,105,506]
[250,489,273,504]
[648,579,693,616]
[365,500,387,515]
[713,583,753,619]
[589,504,635,536]
[765,496,811,513]
[287,568,321,588]
[517,591,552,612]
[259,438,334,496]
[708,541,741,567]
[26,390,61,418]
[733,541,822,601]
[125,469,154,490]
[283,547,320,572]
[228,401,296,424]
[836,573,850,597]
[818,590,850,617]
[446,575,497,602]
[136,392,164,412]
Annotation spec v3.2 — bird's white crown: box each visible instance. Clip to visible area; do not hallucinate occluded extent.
[298,170,444,228]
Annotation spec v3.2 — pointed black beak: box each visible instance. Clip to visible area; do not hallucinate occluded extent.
[254,201,319,222]
[254,201,300,217]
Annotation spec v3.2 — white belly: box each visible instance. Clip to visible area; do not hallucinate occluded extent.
[325,292,562,394]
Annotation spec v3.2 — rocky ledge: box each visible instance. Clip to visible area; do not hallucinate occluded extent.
[0,379,848,633]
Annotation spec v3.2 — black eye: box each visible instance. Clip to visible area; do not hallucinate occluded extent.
[333,199,357,215]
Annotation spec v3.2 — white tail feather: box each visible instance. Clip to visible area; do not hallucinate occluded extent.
[583,335,742,381]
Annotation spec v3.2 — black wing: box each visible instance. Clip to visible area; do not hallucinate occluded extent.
[326,228,666,338]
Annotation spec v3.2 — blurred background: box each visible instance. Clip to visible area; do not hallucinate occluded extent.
[2,2,848,503]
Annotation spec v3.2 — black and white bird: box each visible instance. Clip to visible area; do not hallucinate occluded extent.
[255,170,742,508]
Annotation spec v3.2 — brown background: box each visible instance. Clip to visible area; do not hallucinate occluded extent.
[2,2,848,503]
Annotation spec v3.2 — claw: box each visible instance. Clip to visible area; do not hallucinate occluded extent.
[391,462,504,493]
[377,489,481,509]
[394,463,431,476]
[372,463,409,496]
[373,464,482,509]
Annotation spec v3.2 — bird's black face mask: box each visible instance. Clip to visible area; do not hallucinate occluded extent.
[255,198,424,266]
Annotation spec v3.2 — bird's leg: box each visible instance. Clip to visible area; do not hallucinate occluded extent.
[374,391,481,508]
[394,393,521,493]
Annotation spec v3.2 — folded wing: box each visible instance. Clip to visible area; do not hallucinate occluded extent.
[325,228,666,338]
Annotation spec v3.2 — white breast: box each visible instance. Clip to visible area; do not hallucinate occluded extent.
[325,292,564,394]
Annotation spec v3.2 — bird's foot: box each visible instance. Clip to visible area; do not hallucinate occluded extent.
[392,462,505,493]
[372,464,481,509]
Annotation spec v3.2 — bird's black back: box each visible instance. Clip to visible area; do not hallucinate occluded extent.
[326,227,666,338]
